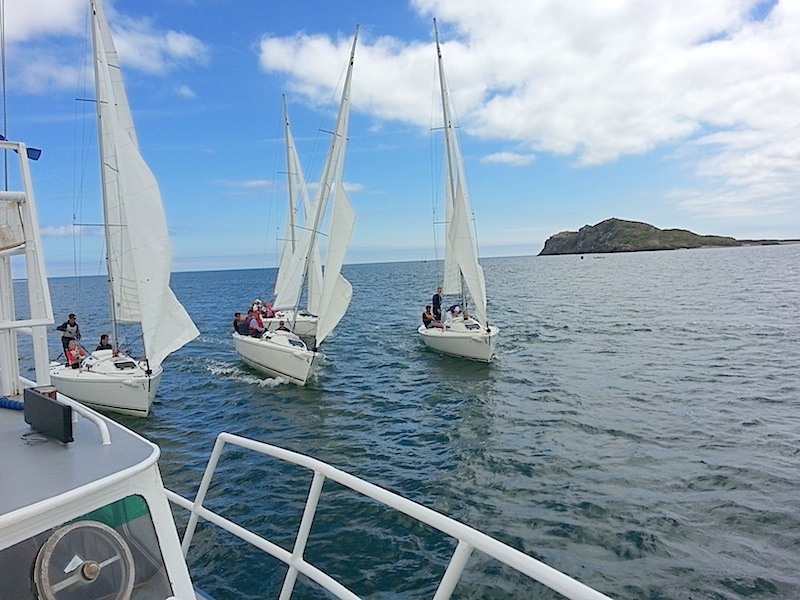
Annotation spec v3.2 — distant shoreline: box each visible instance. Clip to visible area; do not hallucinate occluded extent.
[737,239,800,246]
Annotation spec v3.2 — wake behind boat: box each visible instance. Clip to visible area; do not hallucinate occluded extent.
[49,0,199,416]
[234,27,358,386]
[418,20,500,362]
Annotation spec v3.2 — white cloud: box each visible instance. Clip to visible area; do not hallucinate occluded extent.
[6,0,210,93]
[482,152,535,167]
[258,0,799,221]
[214,179,273,189]
[175,85,197,99]
[40,225,101,238]
[1,0,86,42]
[109,15,210,75]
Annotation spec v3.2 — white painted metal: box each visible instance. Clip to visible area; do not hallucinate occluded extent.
[170,432,614,600]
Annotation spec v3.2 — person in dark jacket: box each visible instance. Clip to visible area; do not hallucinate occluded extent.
[56,313,81,353]
[432,287,443,320]
[96,334,113,351]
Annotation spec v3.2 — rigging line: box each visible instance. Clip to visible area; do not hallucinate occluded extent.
[72,6,94,298]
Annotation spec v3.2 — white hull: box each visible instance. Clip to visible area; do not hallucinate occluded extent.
[263,310,318,337]
[418,318,499,362]
[233,332,319,385]
[49,350,163,417]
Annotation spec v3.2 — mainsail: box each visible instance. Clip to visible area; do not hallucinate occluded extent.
[273,98,323,315]
[92,0,198,367]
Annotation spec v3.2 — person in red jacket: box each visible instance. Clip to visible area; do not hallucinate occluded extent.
[66,339,87,368]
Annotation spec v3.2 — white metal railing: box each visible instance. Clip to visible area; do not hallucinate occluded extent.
[166,432,613,600]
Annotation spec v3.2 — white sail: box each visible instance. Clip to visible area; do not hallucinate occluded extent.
[93,0,198,367]
[308,29,357,346]
[316,181,355,344]
[435,21,487,325]
[273,99,323,315]
[273,103,299,305]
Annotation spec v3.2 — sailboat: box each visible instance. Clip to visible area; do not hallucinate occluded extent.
[49,0,199,416]
[260,96,322,338]
[418,20,500,362]
[233,27,358,386]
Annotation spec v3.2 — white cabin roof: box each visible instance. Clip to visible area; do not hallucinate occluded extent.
[0,405,157,519]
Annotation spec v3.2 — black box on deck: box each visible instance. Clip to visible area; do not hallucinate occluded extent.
[23,387,73,443]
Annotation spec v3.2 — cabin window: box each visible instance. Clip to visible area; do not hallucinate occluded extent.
[465,323,480,330]
[113,360,137,370]
[0,495,174,599]
[289,339,306,348]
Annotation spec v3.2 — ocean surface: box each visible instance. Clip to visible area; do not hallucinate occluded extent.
[40,245,799,599]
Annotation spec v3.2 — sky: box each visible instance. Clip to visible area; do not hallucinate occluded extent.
[2,0,798,276]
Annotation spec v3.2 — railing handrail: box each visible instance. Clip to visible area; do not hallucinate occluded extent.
[166,432,613,600]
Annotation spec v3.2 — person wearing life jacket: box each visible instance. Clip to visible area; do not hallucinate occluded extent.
[248,310,265,337]
[56,313,81,353]
[66,339,87,369]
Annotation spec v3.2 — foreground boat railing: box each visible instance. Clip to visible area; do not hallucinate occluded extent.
[166,432,613,600]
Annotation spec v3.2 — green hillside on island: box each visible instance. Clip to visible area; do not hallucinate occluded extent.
[539,218,742,255]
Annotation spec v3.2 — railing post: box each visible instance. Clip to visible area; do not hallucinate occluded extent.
[432,540,474,600]
[182,435,227,555]
[279,470,326,600]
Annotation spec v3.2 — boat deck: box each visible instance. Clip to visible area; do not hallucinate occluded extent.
[0,400,156,519]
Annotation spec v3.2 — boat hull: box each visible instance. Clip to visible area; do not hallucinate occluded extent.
[263,310,318,338]
[418,319,499,362]
[49,351,162,417]
[233,332,319,385]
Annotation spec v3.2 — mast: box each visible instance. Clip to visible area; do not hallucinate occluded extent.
[90,0,120,351]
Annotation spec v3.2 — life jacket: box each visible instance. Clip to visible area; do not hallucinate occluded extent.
[67,347,86,368]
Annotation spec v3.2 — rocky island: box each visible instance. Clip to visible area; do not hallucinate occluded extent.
[539,218,743,256]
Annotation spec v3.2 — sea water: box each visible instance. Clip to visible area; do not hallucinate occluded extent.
[41,244,799,599]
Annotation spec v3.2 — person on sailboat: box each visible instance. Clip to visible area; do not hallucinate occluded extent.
[235,313,250,335]
[56,313,81,353]
[276,320,290,332]
[422,306,444,329]
[66,340,87,368]
[432,288,443,321]
[96,334,113,351]
[248,311,265,337]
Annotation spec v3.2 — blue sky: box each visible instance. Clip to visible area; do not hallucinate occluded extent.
[3,0,798,276]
